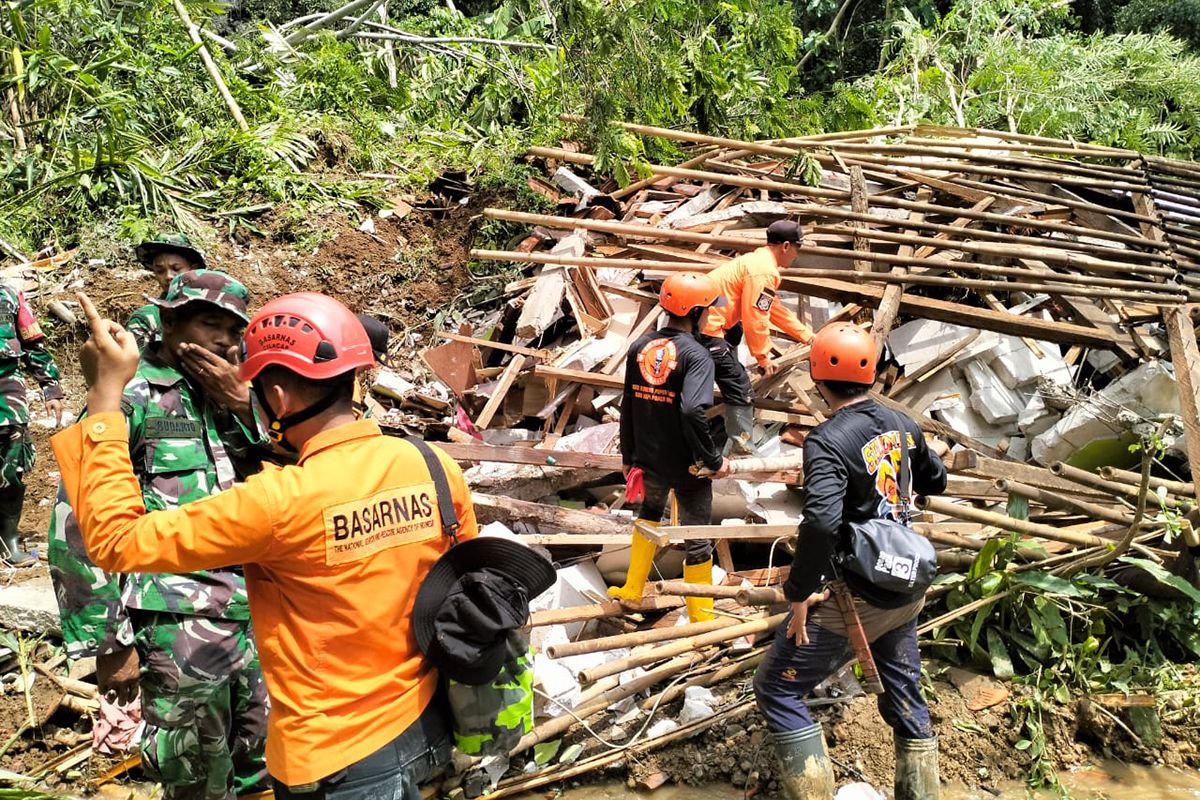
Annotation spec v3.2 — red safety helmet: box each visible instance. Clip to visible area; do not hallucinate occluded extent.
[810,322,876,384]
[659,273,727,317]
[239,292,374,382]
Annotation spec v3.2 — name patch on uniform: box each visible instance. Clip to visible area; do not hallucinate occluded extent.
[754,289,775,313]
[323,483,440,565]
[144,417,204,440]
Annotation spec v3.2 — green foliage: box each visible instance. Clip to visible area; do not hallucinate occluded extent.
[1115,0,1200,49]
[836,0,1200,155]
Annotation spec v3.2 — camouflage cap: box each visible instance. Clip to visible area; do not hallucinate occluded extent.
[135,233,207,268]
[148,269,250,323]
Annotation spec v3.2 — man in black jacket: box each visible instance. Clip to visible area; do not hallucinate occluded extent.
[613,272,730,622]
[753,322,947,800]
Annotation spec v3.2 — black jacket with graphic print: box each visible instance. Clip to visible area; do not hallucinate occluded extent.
[620,327,723,484]
[784,398,947,607]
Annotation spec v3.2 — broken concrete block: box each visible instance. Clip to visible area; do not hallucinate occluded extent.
[932,374,1010,448]
[888,319,975,374]
[0,574,61,635]
[962,361,1026,425]
[1031,360,1181,466]
[1018,394,1060,437]
[985,335,1073,389]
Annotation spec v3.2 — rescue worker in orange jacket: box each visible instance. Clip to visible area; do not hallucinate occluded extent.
[700,219,814,453]
[54,292,478,799]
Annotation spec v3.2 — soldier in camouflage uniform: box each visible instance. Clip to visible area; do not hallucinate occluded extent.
[127,233,206,350]
[0,281,64,563]
[49,270,269,799]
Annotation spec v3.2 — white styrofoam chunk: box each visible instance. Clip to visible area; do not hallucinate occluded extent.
[962,361,1026,424]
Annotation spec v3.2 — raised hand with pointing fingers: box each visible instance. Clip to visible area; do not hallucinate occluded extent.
[76,292,140,415]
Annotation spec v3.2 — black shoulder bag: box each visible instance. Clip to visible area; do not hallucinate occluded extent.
[836,410,937,598]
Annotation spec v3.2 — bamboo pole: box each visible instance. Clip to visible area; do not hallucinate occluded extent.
[512,650,710,755]
[653,581,746,599]
[1098,466,1194,497]
[172,0,248,131]
[639,648,766,710]
[735,587,786,605]
[1050,462,1193,512]
[810,224,1176,280]
[564,116,1143,181]
[471,247,1182,297]
[475,216,1186,298]
[996,480,1135,527]
[544,615,746,658]
[914,495,1113,547]
[576,613,785,684]
[526,146,1166,250]
[786,202,1170,264]
[916,124,1137,155]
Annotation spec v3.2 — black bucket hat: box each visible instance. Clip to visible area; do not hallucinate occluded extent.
[414,537,555,686]
[356,314,392,366]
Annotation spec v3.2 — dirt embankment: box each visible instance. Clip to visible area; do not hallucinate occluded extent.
[19,200,484,546]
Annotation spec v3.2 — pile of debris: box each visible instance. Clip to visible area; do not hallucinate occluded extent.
[363,122,1200,796]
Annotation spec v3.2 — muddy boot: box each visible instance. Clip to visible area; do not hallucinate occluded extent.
[607,523,658,602]
[773,723,834,800]
[0,494,30,565]
[723,405,757,456]
[895,736,939,800]
[682,558,714,622]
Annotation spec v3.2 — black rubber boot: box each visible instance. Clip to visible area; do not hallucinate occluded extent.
[772,723,835,800]
[0,490,31,565]
[895,735,939,800]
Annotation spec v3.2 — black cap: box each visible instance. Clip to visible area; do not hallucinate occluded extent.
[413,537,556,685]
[356,314,391,366]
[766,220,802,245]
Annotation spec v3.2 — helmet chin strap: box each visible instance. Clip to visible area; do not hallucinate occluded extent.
[252,381,341,452]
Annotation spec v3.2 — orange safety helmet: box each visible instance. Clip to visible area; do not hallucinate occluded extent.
[659,273,727,317]
[240,292,374,383]
[810,322,876,384]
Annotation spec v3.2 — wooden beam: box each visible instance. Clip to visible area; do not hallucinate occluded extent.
[790,277,1134,349]
[475,355,526,429]
[637,523,799,546]
[435,331,550,359]
[436,442,624,471]
[1165,304,1200,503]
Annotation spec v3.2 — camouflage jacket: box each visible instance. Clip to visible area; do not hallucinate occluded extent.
[0,283,63,428]
[48,345,258,659]
[126,303,161,351]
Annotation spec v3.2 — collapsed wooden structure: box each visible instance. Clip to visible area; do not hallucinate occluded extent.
[369,121,1200,795]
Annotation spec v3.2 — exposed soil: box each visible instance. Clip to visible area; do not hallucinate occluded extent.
[18,198,489,553]
[620,670,1200,798]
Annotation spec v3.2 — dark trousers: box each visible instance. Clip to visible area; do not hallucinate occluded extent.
[273,700,452,800]
[752,612,933,740]
[639,470,713,564]
[697,333,753,407]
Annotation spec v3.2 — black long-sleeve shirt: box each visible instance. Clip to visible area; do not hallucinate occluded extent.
[620,327,723,483]
[784,398,947,607]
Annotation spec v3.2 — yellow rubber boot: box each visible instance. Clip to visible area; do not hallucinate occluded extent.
[683,558,715,622]
[607,524,658,602]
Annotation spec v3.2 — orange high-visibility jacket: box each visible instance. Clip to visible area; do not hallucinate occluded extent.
[52,415,478,786]
[701,247,814,367]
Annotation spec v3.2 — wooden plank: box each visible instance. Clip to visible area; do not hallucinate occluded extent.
[600,305,662,375]
[516,235,585,339]
[945,450,1110,500]
[789,277,1134,349]
[1165,304,1200,502]
[435,331,549,359]
[436,442,624,471]
[1056,296,1139,361]
[638,522,799,546]
[475,355,526,429]
[535,364,624,390]
[873,189,927,356]
[849,166,871,273]
[474,493,627,537]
